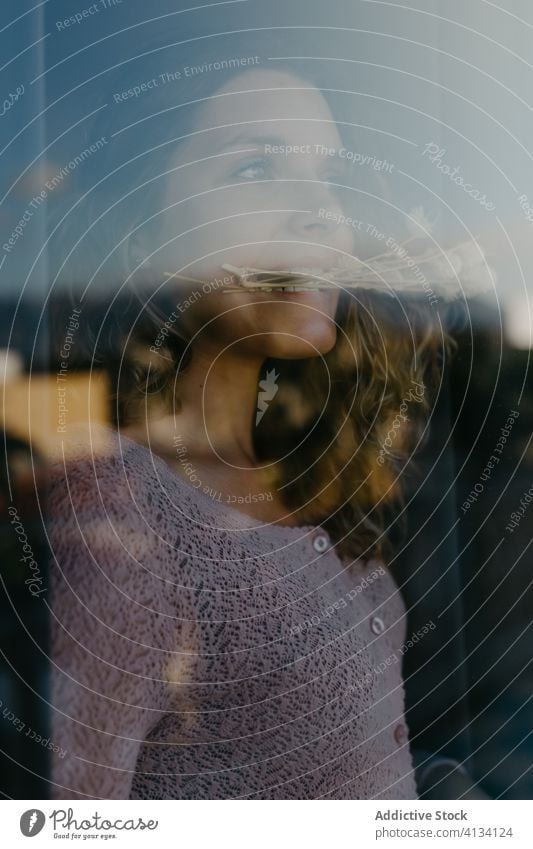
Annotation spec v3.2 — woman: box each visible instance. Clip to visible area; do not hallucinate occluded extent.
[47,36,446,799]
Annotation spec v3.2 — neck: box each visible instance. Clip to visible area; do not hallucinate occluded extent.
[173,339,265,466]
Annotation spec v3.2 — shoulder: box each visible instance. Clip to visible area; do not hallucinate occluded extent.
[46,423,194,592]
[47,424,197,649]
[47,422,144,492]
[47,423,173,526]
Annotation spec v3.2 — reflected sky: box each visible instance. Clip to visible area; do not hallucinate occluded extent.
[0,0,532,346]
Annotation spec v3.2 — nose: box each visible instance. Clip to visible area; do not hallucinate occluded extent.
[286,182,345,240]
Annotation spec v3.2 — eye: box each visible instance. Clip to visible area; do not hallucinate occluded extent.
[232,157,273,181]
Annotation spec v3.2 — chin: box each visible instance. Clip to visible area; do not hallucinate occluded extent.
[256,324,338,359]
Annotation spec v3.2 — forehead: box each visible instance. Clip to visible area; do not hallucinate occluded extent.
[191,69,342,145]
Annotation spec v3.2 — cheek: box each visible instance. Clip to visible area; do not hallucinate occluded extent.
[180,294,261,338]
[180,179,293,239]
[162,201,273,271]
[168,179,281,225]
[332,222,356,257]
[206,192,283,252]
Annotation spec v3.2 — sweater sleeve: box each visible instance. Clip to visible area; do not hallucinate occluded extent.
[47,448,186,800]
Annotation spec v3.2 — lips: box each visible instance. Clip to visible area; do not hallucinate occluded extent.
[221,262,338,292]
[251,286,327,295]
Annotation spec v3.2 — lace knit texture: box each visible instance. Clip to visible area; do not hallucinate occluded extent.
[47,425,418,800]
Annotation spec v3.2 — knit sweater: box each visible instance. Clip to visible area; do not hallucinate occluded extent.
[47,425,417,799]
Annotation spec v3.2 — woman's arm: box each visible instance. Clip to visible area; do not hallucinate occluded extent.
[47,452,180,799]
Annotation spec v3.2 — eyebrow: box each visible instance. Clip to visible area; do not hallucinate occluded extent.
[218,134,290,151]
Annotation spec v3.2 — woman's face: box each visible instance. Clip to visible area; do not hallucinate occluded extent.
[152,69,355,359]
